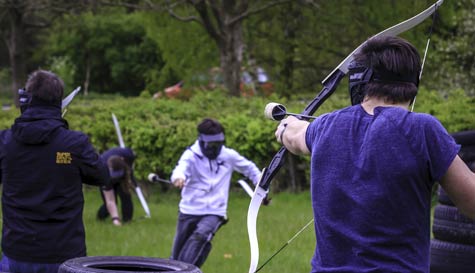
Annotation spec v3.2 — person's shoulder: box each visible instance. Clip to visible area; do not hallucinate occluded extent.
[407,111,441,126]
[0,129,11,153]
[221,145,237,154]
[58,128,90,141]
[382,108,447,135]
[322,105,357,120]
[220,146,242,159]
[105,147,135,157]
[58,129,93,150]
[177,143,200,160]
[377,106,437,123]
[0,129,11,140]
[308,105,355,129]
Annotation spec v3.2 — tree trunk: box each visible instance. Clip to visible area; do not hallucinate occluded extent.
[218,21,243,97]
[6,7,27,107]
[287,154,297,192]
[84,56,91,96]
[281,2,300,97]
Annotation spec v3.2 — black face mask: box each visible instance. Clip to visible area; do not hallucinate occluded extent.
[348,61,373,105]
[199,141,224,160]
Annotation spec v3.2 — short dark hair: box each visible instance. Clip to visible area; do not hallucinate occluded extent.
[197,118,224,135]
[354,35,421,104]
[25,70,64,106]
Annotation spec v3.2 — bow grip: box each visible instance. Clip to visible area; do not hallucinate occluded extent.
[258,147,288,190]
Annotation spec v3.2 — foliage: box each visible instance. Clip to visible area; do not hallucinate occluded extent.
[2,0,472,102]
[141,11,218,90]
[1,86,474,191]
[244,0,438,98]
[416,88,475,132]
[0,106,18,129]
[37,9,164,95]
[0,68,12,99]
[429,0,475,96]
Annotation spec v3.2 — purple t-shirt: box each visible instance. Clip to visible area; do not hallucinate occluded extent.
[305,105,459,273]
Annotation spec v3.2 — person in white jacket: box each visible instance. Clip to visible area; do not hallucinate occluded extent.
[170,118,261,267]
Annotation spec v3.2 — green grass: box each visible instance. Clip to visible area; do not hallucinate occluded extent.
[82,185,315,273]
[0,183,441,272]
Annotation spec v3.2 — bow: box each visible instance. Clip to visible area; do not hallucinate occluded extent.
[111,113,152,218]
[246,1,444,272]
[61,86,81,117]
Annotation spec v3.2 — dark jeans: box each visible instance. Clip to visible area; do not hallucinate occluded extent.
[171,213,226,267]
[97,183,133,222]
[0,255,61,273]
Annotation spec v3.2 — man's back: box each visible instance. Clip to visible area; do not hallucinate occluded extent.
[0,105,108,263]
[306,105,459,273]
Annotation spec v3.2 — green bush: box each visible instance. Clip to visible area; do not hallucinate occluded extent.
[1,87,474,191]
[60,90,280,186]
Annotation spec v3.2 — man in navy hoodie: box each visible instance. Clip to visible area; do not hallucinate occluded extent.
[0,70,109,273]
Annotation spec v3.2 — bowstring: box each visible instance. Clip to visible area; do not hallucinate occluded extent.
[411,3,440,112]
[254,219,314,273]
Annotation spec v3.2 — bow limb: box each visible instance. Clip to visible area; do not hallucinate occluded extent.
[247,1,444,272]
[112,113,126,148]
[322,0,444,85]
[61,86,81,117]
[247,184,268,273]
[61,86,81,110]
[111,113,151,218]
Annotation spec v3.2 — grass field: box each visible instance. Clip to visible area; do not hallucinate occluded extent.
[82,184,315,273]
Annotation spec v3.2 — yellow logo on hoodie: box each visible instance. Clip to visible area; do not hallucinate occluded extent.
[56,152,72,164]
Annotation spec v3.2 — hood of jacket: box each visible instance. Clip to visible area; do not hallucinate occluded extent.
[11,105,68,145]
[189,140,205,158]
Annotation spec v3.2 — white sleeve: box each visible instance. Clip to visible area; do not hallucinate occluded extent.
[170,149,194,182]
[229,149,261,185]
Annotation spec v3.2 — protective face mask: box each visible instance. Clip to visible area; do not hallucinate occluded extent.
[199,140,224,160]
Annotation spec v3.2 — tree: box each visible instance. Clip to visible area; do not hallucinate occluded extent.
[244,0,440,98]
[140,10,218,91]
[39,10,165,95]
[103,0,295,96]
[0,0,88,105]
[428,0,475,96]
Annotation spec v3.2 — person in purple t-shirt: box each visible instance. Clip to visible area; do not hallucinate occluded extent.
[274,35,475,273]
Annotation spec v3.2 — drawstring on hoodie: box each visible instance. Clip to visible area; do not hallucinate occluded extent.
[188,146,224,174]
[208,158,224,174]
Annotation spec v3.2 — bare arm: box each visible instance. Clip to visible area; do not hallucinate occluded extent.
[275,116,310,155]
[103,189,121,226]
[440,155,475,219]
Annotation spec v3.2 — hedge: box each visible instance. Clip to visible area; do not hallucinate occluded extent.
[1,87,474,192]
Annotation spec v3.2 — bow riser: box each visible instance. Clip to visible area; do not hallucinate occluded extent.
[258,69,346,191]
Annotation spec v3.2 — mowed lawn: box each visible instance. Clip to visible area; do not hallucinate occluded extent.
[82,183,315,273]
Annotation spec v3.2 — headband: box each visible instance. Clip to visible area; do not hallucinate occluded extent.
[372,67,419,86]
[199,133,225,142]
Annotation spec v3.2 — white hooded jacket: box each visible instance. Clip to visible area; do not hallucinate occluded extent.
[171,140,261,217]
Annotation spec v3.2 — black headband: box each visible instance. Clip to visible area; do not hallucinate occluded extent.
[372,67,419,87]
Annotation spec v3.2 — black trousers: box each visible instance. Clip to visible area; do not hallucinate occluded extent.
[97,183,133,222]
[171,213,226,267]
